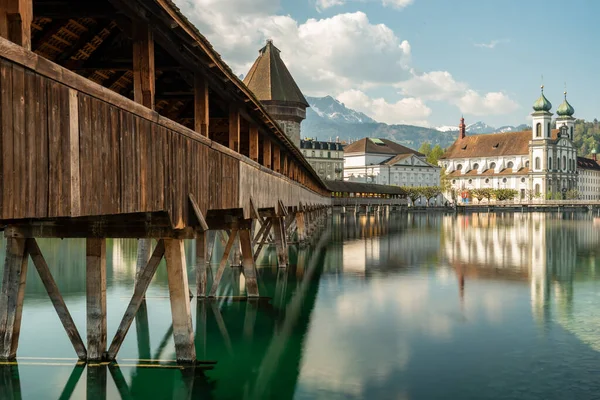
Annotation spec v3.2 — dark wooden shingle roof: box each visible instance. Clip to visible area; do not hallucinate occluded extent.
[243,40,309,107]
[344,138,423,156]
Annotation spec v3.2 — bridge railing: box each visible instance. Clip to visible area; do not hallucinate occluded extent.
[0,37,328,228]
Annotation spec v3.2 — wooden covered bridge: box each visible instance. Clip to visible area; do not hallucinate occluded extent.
[0,0,331,364]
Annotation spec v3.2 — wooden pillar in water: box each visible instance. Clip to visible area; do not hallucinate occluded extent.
[164,239,196,363]
[0,238,28,359]
[86,239,107,361]
[239,227,259,297]
[0,0,32,49]
[194,73,209,137]
[271,217,288,268]
[296,211,306,244]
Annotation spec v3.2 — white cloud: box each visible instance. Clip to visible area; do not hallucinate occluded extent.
[474,39,509,49]
[457,90,519,116]
[382,0,414,9]
[316,0,345,12]
[396,71,519,117]
[337,89,431,125]
[175,1,412,95]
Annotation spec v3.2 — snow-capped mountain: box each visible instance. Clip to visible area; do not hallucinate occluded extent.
[305,95,376,124]
[434,121,529,134]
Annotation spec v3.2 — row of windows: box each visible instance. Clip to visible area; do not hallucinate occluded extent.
[302,150,343,159]
[455,160,528,172]
[452,177,527,185]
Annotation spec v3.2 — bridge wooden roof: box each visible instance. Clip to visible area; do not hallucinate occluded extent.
[28,0,324,188]
[324,180,407,196]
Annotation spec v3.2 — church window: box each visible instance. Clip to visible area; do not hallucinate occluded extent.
[549,157,552,170]
[468,179,472,184]
[489,162,496,170]
[507,161,514,169]
[502,178,507,183]
[535,184,540,195]
[547,123,551,137]
[536,123,541,137]
[456,164,463,170]
[535,157,540,169]
[563,156,567,170]
[485,178,490,184]
[570,126,573,138]
[557,158,560,170]
[472,163,479,170]
[525,161,530,168]
[521,178,526,183]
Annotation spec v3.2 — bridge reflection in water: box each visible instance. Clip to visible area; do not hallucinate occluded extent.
[2,212,600,399]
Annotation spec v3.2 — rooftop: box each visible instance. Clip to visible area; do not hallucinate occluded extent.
[344,138,423,156]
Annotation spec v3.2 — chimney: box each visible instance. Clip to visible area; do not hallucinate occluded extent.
[459,117,466,140]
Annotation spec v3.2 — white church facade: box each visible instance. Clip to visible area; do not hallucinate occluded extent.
[439,87,583,200]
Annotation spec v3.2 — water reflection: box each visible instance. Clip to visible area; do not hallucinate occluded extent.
[2,213,600,399]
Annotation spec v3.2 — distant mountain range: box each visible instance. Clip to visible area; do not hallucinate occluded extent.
[302,95,529,149]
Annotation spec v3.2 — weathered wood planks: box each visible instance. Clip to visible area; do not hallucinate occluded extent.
[86,238,107,361]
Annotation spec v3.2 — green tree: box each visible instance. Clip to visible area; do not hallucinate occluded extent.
[471,188,485,203]
[494,188,518,201]
[427,144,445,165]
[566,189,580,200]
[402,186,424,205]
[418,142,432,157]
[421,186,442,206]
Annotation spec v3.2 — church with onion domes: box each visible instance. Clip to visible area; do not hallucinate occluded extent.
[438,86,597,200]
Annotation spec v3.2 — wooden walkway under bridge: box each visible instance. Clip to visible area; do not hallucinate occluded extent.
[0,0,331,364]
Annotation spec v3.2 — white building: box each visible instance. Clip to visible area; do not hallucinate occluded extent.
[343,138,441,187]
[577,153,600,200]
[439,88,578,200]
[300,138,344,180]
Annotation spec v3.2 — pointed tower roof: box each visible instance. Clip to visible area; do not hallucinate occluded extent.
[532,85,552,112]
[244,40,309,107]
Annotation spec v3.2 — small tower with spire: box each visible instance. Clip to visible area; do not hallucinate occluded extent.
[243,40,309,147]
[556,90,575,140]
[531,85,553,140]
[458,116,466,140]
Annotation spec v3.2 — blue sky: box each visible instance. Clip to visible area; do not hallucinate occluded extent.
[177,0,600,128]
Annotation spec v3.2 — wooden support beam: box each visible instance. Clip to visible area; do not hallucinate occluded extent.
[0,0,32,49]
[132,20,155,109]
[249,125,259,162]
[273,145,281,173]
[196,232,207,297]
[58,21,114,65]
[296,212,306,244]
[0,238,28,359]
[228,105,240,152]
[194,73,209,136]
[86,238,107,361]
[107,240,165,360]
[135,239,152,287]
[263,139,272,169]
[271,217,288,268]
[253,219,272,262]
[32,19,65,51]
[239,228,259,297]
[26,239,87,360]
[164,239,196,363]
[209,229,237,297]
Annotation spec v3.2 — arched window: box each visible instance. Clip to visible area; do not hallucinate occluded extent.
[489,162,496,170]
[535,157,540,169]
[557,157,561,170]
[548,157,552,170]
[570,126,573,138]
[485,178,490,184]
[502,178,507,183]
[525,161,530,168]
[507,161,514,169]
[472,163,479,170]
[535,184,540,195]
[456,164,463,171]
[547,123,551,137]
[536,123,542,137]
[468,179,473,185]
[521,177,526,183]
[563,155,567,170]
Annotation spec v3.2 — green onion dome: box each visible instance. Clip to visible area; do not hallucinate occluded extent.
[533,85,552,112]
[556,91,575,117]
